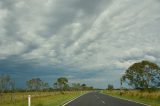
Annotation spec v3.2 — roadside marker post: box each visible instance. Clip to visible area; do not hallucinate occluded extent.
[28,95,31,106]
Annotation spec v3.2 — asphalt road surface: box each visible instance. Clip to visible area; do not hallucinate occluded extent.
[65,92,148,106]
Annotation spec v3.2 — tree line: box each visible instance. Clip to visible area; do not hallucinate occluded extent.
[26,77,93,92]
[0,75,93,93]
[1,60,160,93]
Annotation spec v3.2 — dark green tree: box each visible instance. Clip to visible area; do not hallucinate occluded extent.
[81,84,86,87]
[121,60,160,89]
[108,84,114,90]
[53,82,58,89]
[57,77,68,91]
[81,84,87,90]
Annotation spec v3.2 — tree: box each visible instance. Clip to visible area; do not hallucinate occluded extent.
[57,77,68,91]
[63,83,70,91]
[26,78,45,91]
[0,74,15,92]
[33,78,42,90]
[81,84,86,87]
[108,84,114,90]
[71,83,93,90]
[72,83,81,90]
[53,82,58,89]
[81,84,87,90]
[9,80,16,92]
[26,80,33,90]
[42,82,49,90]
[121,60,160,89]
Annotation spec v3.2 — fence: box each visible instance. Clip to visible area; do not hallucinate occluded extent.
[0,91,81,106]
[0,92,61,106]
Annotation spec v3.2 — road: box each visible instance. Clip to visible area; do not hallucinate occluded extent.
[64,92,148,106]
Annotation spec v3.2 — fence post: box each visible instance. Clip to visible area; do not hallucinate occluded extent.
[28,95,31,106]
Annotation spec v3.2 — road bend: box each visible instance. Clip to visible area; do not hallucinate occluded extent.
[64,92,148,106]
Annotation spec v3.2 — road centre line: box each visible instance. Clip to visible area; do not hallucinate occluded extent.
[101,100,105,104]
[95,94,106,104]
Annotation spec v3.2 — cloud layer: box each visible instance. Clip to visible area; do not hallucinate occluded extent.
[0,0,160,88]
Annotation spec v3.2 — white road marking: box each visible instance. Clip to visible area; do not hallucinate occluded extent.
[100,93,150,106]
[101,100,105,104]
[62,93,87,106]
[95,95,100,99]
[95,94,105,104]
[94,95,97,97]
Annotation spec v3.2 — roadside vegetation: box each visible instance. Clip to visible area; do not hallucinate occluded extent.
[104,60,160,106]
[0,75,92,106]
[103,90,160,106]
[1,60,160,106]
[0,91,84,106]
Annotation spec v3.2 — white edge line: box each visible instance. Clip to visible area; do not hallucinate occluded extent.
[100,92,151,106]
[62,92,88,106]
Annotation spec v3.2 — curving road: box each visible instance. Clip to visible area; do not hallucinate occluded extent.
[64,92,148,106]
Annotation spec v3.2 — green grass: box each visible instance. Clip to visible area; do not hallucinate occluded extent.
[0,91,84,106]
[103,90,160,106]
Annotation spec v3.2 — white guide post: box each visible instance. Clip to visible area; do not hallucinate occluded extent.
[28,95,31,106]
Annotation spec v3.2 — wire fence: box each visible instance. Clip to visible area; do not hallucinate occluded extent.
[0,91,83,106]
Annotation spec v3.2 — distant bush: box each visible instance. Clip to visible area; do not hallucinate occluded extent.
[108,84,114,90]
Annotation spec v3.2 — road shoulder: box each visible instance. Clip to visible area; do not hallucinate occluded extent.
[101,92,150,106]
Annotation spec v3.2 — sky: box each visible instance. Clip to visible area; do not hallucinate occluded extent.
[0,0,160,89]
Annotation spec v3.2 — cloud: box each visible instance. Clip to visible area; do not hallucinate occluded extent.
[0,0,160,88]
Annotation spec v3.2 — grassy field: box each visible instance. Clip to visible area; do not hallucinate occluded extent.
[0,91,84,106]
[103,90,160,106]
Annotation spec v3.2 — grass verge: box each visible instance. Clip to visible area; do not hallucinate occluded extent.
[0,91,84,106]
[103,90,160,106]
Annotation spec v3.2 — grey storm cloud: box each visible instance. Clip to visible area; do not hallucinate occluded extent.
[0,0,160,88]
